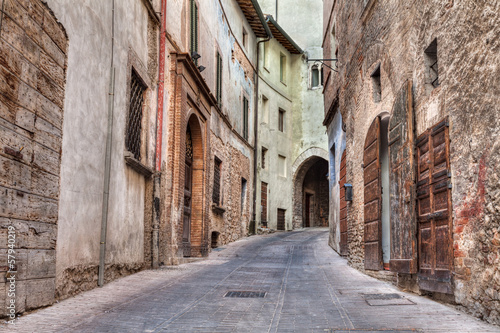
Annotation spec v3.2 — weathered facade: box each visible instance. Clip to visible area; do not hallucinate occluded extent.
[323,0,500,324]
[255,0,328,232]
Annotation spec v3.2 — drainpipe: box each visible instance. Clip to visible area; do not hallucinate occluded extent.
[152,0,167,269]
[252,19,272,235]
[99,0,115,287]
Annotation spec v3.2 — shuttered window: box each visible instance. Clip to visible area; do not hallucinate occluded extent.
[212,157,221,205]
[243,96,249,140]
[216,51,222,108]
[190,0,198,65]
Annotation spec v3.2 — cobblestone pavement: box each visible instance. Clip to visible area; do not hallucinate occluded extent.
[3,228,500,333]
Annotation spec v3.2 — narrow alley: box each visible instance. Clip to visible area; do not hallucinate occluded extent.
[4,228,498,333]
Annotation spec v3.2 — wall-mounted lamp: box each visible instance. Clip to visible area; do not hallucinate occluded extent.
[344,183,353,201]
[191,52,201,60]
[198,65,206,73]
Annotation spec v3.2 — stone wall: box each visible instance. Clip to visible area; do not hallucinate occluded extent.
[324,0,500,324]
[0,0,68,315]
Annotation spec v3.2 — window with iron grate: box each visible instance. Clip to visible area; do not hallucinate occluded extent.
[425,39,439,89]
[213,157,222,205]
[126,70,146,160]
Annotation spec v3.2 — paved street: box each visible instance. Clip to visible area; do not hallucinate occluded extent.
[3,228,499,333]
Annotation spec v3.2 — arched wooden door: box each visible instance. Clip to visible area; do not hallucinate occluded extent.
[339,150,348,256]
[364,117,383,270]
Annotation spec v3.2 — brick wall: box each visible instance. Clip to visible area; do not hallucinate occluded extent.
[325,0,500,324]
[0,0,67,315]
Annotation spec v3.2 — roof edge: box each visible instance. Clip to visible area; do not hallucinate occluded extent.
[266,15,303,54]
[250,0,273,38]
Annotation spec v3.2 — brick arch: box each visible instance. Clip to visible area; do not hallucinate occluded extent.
[183,113,205,257]
[292,148,329,229]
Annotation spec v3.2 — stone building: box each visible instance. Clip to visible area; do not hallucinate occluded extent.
[323,0,500,324]
[255,0,328,232]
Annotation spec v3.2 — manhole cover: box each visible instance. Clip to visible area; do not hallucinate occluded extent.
[224,291,266,298]
[364,293,402,300]
[363,293,415,306]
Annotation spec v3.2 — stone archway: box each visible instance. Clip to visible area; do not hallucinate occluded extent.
[183,114,205,257]
[292,148,329,229]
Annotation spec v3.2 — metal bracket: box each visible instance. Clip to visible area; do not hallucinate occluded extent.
[307,58,339,72]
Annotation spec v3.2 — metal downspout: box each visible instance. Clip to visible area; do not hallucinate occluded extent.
[98,0,115,287]
[152,0,167,269]
[252,22,272,235]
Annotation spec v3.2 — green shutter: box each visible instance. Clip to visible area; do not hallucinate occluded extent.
[216,52,222,107]
[190,0,198,65]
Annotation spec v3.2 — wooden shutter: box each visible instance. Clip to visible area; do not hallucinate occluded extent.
[261,182,268,222]
[277,209,285,231]
[416,118,453,294]
[389,80,417,273]
[364,117,383,270]
[339,150,348,256]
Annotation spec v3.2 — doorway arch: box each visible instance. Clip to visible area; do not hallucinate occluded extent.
[292,148,329,229]
[183,114,204,257]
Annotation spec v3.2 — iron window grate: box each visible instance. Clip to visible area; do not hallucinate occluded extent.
[126,70,146,160]
[224,291,266,298]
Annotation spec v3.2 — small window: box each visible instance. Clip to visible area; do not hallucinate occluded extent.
[278,109,285,132]
[216,51,222,108]
[242,28,248,49]
[261,147,268,169]
[241,178,247,215]
[280,53,286,83]
[311,65,320,88]
[126,70,146,160]
[262,95,269,123]
[212,157,222,205]
[242,96,249,140]
[371,65,381,103]
[425,39,439,89]
[190,0,199,65]
[278,155,286,177]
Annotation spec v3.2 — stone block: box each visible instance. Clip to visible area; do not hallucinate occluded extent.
[26,249,55,279]
[36,69,64,108]
[31,168,59,199]
[0,154,31,192]
[41,10,67,54]
[36,92,62,129]
[34,115,61,152]
[32,141,60,176]
[25,277,54,310]
[0,218,56,250]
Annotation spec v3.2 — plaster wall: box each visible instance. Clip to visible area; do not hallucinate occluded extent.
[45,0,158,298]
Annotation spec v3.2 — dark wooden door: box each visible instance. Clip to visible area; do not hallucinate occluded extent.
[261,182,268,224]
[389,80,417,273]
[416,118,453,294]
[305,194,312,227]
[339,150,348,256]
[277,209,286,231]
[364,117,383,271]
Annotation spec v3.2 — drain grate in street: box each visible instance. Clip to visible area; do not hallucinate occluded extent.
[224,291,266,298]
[363,293,415,306]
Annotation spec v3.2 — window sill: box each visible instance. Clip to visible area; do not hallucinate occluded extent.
[211,203,226,215]
[124,151,153,177]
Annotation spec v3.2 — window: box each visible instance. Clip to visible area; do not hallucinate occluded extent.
[216,51,222,108]
[371,65,381,103]
[212,157,222,205]
[242,28,248,49]
[278,155,286,177]
[278,109,285,132]
[242,96,249,140]
[280,53,286,82]
[262,95,269,123]
[261,147,268,169]
[126,70,146,160]
[241,178,247,215]
[263,41,268,68]
[425,39,439,89]
[311,65,320,88]
[190,0,198,65]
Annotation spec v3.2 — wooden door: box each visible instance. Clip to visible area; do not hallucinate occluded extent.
[305,194,312,227]
[277,209,286,231]
[389,80,417,273]
[339,150,348,256]
[183,127,193,257]
[364,117,383,270]
[416,118,452,294]
[261,182,268,224]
